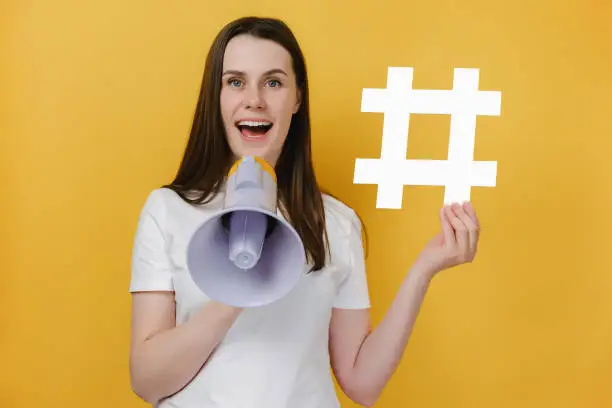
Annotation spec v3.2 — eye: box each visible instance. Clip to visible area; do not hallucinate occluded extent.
[266,79,282,88]
[227,78,243,87]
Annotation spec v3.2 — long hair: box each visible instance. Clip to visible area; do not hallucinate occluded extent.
[163,16,330,271]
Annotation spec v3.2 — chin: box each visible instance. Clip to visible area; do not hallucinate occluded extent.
[231,136,279,163]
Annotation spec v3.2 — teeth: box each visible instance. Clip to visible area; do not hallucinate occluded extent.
[237,120,272,127]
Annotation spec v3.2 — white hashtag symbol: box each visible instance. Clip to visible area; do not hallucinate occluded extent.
[353,67,501,209]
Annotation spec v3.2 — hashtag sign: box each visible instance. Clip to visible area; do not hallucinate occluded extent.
[354,67,501,209]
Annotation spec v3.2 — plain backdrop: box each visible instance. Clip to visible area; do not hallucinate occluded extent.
[2,1,612,407]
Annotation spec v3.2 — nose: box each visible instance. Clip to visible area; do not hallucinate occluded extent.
[243,85,265,110]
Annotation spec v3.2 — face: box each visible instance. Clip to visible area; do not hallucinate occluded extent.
[220,34,301,167]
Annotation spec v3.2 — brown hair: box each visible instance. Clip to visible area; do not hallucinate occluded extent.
[163,16,330,271]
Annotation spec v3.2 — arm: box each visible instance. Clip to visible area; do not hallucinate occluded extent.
[128,190,244,403]
[329,261,433,406]
[330,202,480,406]
[129,291,243,403]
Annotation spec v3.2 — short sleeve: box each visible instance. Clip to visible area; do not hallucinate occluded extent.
[332,209,371,309]
[129,189,174,292]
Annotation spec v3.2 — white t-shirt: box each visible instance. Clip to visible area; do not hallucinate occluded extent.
[129,187,370,408]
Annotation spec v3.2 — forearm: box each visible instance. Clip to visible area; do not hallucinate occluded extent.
[351,262,435,403]
[130,301,242,403]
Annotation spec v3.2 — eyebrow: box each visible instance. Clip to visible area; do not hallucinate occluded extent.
[222,68,288,77]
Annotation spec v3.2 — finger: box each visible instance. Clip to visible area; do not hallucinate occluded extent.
[454,203,479,253]
[462,201,480,230]
[440,205,455,246]
[447,203,468,253]
[462,201,480,256]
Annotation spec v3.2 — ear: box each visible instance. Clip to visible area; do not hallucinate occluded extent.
[293,88,302,114]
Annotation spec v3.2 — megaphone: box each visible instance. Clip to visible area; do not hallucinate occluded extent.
[186,156,306,308]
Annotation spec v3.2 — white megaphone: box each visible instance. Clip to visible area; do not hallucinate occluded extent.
[186,156,306,307]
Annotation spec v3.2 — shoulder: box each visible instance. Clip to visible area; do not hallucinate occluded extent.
[137,187,198,224]
[139,187,177,215]
[137,187,225,230]
[321,193,362,240]
[141,186,220,209]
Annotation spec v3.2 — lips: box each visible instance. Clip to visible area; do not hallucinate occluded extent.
[235,119,273,141]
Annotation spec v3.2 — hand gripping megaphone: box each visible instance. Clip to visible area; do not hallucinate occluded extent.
[186,156,306,307]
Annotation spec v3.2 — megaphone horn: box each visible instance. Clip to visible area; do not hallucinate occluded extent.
[186,156,307,307]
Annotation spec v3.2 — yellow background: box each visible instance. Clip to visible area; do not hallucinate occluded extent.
[3,0,612,407]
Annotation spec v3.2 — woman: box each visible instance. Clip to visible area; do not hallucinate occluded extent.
[128,16,481,408]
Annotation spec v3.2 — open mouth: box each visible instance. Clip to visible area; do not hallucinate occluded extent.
[236,120,273,140]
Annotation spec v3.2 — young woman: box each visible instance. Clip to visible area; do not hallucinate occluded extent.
[128,16,481,408]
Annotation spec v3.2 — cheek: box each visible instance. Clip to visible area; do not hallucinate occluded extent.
[219,91,236,124]
[272,97,297,129]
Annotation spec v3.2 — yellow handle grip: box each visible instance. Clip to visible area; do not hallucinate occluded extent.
[227,156,277,183]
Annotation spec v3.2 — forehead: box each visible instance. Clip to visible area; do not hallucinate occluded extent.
[222,35,293,74]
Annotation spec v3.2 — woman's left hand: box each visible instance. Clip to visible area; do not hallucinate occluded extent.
[415,201,481,277]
